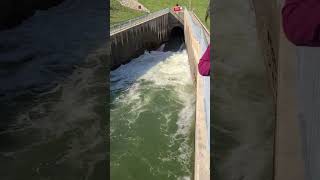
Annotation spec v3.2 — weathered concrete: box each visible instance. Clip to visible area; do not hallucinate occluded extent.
[212,0,274,179]
[267,1,305,180]
[275,18,305,180]
[275,1,320,180]
[184,10,210,180]
[110,9,183,70]
[295,47,320,180]
[168,12,184,32]
[251,0,312,178]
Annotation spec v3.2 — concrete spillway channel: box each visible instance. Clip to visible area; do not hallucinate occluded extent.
[110,8,210,180]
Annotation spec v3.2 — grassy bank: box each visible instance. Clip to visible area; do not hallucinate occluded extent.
[110,0,210,29]
[110,0,144,25]
[189,0,210,29]
[138,0,210,29]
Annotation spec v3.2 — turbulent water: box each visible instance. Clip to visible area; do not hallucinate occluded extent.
[0,0,107,179]
[110,46,195,180]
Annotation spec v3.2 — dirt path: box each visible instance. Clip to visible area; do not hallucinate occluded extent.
[118,0,150,13]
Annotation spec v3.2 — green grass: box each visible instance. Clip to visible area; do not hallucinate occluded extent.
[189,0,210,30]
[110,0,210,30]
[137,0,189,12]
[138,0,210,29]
[110,0,144,25]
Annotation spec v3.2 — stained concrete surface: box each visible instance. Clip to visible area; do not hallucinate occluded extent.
[275,23,305,180]
[184,10,210,180]
[212,0,275,179]
[110,11,183,70]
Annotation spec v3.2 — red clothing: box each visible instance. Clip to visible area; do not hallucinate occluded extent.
[198,44,210,76]
[173,6,181,12]
[282,0,320,46]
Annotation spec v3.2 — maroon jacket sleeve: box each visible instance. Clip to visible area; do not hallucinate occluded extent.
[198,44,210,76]
[282,0,320,46]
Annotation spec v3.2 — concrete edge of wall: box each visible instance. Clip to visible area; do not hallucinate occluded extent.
[274,7,305,180]
[184,9,210,180]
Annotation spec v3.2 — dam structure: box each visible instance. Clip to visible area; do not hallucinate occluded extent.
[110,8,210,180]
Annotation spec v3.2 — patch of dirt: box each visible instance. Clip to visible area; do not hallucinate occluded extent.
[118,0,150,13]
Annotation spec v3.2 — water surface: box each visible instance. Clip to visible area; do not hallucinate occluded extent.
[0,0,107,179]
[111,47,195,180]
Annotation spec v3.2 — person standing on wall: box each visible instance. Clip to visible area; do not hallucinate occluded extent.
[173,4,182,13]
[282,0,320,179]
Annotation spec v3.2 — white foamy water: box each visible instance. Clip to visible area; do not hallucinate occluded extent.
[111,47,195,179]
[111,48,195,134]
[111,49,193,91]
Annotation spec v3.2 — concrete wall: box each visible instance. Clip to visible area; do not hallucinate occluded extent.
[253,0,306,179]
[110,12,182,70]
[168,12,184,32]
[275,18,305,180]
[184,9,210,180]
[276,18,312,180]
[295,47,320,180]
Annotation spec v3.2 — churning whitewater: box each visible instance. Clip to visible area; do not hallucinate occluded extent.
[110,46,195,180]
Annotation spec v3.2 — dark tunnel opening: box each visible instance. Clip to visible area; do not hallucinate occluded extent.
[163,26,185,52]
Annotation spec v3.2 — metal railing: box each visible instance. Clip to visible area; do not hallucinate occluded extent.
[190,11,210,45]
[110,8,170,36]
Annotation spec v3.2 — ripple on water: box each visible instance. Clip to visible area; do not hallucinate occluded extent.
[111,48,195,179]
